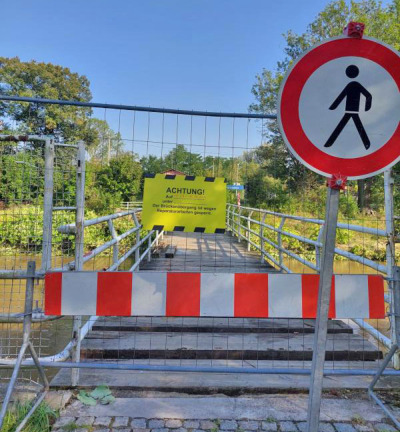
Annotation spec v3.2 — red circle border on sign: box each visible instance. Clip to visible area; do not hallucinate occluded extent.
[279,37,400,179]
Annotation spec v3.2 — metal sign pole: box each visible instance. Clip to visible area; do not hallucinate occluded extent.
[306,177,343,432]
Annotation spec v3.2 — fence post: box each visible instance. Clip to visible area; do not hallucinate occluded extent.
[247,210,253,251]
[315,225,324,271]
[277,217,286,268]
[71,141,86,387]
[132,212,141,271]
[368,265,400,429]
[238,206,242,242]
[260,212,267,264]
[307,184,340,432]
[0,261,49,432]
[108,219,119,267]
[41,138,54,272]
[384,169,399,369]
[148,234,152,262]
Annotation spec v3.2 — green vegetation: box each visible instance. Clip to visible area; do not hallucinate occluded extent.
[0,0,399,264]
[0,401,57,432]
[249,0,400,213]
[77,385,115,406]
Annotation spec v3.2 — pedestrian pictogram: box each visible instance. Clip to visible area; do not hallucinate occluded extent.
[324,65,372,149]
[278,36,400,180]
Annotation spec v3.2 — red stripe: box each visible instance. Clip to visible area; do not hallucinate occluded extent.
[368,275,385,318]
[301,274,336,318]
[45,272,62,315]
[234,273,268,317]
[96,272,132,316]
[166,273,200,316]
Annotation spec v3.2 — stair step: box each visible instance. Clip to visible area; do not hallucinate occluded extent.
[92,317,353,334]
[81,331,382,361]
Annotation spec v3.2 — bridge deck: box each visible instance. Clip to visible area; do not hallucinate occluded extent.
[140,231,277,273]
[51,231,387,389]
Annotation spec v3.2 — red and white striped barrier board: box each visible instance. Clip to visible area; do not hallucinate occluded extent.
[45,272,385,319]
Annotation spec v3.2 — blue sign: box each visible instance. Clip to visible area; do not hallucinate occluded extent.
[227,184,244,190]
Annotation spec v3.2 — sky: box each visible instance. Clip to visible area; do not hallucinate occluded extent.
[3,0,387,159]
[0,0,336,114]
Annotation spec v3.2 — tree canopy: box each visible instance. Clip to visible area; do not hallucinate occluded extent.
[0,57,92,142]
[249,0,400,210]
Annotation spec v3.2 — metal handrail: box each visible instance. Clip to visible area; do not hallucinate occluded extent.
[227,203,388,274]
[226,203,392,350]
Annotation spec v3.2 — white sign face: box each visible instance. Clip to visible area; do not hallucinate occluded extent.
[299,57,400,159]
[278,36,400,180]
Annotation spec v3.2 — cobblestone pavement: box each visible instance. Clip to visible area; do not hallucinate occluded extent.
[51,416,398,432]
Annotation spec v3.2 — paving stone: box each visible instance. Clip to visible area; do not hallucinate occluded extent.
[173,428,188,432]
[95,429,111,432]
[166,420,183,428]
[131,419,148,429]
[76,416,95,426]
[113,417,130,428]
[76,429,94,432]
[279,421,298,432]
[297,423,335,432]
[183,420,200,429]
[334,424,357,432]
[111,429,132,432]
[261,421,278,431]
[300,422,336,432]
[374,424,397,432]
[295,423,307,432]
[132,429,150,432]
[238,421,259,431]
[200,421,218,430]
[149,420,166,429]
[151,428,169,432]
[191,430,206,432]
[94,416,113,427]
[353,425,374,432]
[220,420,238,430]
[53,416,76,428]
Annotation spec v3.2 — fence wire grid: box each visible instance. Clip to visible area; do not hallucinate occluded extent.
[0,98,398,390]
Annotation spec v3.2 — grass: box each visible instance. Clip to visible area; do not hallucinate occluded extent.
[0,402,57,432]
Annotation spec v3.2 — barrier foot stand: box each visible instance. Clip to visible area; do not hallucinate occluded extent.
[368,266,400,428]
[0,261,50,432]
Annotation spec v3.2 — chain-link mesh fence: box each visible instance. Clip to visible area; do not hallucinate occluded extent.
[0,99,398,391]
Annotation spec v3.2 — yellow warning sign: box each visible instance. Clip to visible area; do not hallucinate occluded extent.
[142,174,226,233]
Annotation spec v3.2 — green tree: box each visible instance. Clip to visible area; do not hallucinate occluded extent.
[250,0,400,210]
[86,153,142,213]
[85,118,124,161]
[163,144,203,175]
[0,57,92,142]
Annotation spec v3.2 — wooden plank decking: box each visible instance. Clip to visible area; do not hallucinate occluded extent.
[140,231,276,272]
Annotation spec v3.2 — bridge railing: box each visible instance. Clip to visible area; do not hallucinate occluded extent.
[226,203,393,351]
[226,203,388,274]
[56,208,162,272]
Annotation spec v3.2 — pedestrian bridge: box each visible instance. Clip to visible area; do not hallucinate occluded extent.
[50,202,392,388]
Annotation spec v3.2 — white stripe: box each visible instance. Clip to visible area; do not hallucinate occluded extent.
[132,272,167,316]
[61,272,97,315]
[335,275,369,318]
[200,273,234,317]
[268,274,302,318]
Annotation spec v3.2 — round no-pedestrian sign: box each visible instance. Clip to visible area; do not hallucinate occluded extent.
[278,36,400,179]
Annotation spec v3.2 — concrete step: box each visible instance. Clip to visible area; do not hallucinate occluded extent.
[51,365,400,391]
[81,330,382,361]
[92,317,353,334]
